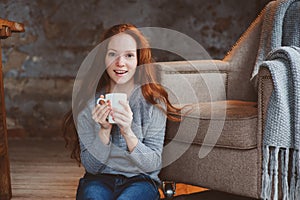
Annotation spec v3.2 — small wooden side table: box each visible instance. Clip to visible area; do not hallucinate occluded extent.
[0,18,24,200]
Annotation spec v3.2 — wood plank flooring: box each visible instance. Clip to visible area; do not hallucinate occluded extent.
[7,138,205,199]
[8,138,84,199]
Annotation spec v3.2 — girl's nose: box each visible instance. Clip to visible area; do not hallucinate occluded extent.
[116,56,125,67]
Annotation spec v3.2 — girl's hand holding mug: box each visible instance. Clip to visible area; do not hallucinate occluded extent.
[110,100,133,135]
[92,95,112,130]
[95,93,133,136]
[96,93,127,124]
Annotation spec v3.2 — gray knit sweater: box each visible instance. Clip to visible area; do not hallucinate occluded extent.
[76,86,167,184]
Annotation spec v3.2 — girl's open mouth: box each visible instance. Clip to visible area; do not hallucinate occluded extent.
[114,70,128,76]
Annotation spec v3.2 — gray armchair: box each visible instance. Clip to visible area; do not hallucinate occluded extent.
[158,0,299,198]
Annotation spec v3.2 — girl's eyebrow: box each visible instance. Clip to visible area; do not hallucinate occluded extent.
[107,48,136,53]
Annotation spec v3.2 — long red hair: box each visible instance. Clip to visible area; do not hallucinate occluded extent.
[62,24,182,164]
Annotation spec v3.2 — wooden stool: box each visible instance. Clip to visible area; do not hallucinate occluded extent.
[0,18,24,200]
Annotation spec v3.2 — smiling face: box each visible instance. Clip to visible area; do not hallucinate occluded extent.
[105,33,138,90]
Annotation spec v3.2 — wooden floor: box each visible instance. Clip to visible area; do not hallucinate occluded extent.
[7,138,205,199]
[8,138,85,199]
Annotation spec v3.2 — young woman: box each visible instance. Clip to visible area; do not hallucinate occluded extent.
[63,24,181,200]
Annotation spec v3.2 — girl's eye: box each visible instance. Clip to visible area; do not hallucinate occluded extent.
[126,53,135,58]
[107,52,116,57]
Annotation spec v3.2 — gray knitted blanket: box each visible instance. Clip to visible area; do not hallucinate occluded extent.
[261,46,300,200]
[252,0,300,80]
[253,0,300,199]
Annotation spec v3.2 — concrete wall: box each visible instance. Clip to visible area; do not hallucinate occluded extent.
[0,0,270,137]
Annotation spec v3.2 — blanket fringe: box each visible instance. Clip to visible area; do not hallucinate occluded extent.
[281,148,289,200]
[273,147,280,200]
[262,145,270,199]
[289,150,296,200]
[261,146,300,200]
[295,150,300,199]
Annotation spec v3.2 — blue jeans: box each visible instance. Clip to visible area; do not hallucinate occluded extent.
[76,172,160,200]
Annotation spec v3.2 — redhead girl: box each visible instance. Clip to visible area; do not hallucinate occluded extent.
[63,24,181,200]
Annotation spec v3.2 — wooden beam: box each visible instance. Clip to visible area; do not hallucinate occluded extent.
[0,18,24,200]
[0,40,11,200]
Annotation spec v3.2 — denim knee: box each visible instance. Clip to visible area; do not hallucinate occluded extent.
[76,177,113,200]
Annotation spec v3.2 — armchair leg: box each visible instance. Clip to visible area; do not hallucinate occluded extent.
[162,181,176,199]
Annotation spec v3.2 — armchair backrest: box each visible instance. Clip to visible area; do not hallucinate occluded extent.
[155,60,229,104]
[223,5,265,101]
[155,4,267,103]
[224,0,300,101]
[156,10,266,103]
[156,0,300,103]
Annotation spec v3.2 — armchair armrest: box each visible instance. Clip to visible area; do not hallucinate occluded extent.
[155,60,229,104]
[157,60,230,71]
[156,58,258,102]
[257,67,273,126]
[257,67,273,154]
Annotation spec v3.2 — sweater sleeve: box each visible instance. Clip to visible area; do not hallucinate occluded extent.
[127,104,167,173]
[76,103,112,174]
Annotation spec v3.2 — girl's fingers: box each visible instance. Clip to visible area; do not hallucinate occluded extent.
[92,104,107,118]
[110,109,133,130]
[92,104,111,123]
[111,111,127,123]
[119,100,131,112]
[118,101,133,117]
[112,107,133,120]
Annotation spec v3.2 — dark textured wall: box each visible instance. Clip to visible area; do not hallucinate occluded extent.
[0,0,270,137]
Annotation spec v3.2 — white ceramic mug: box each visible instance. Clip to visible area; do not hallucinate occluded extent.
[96,93,127,124]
